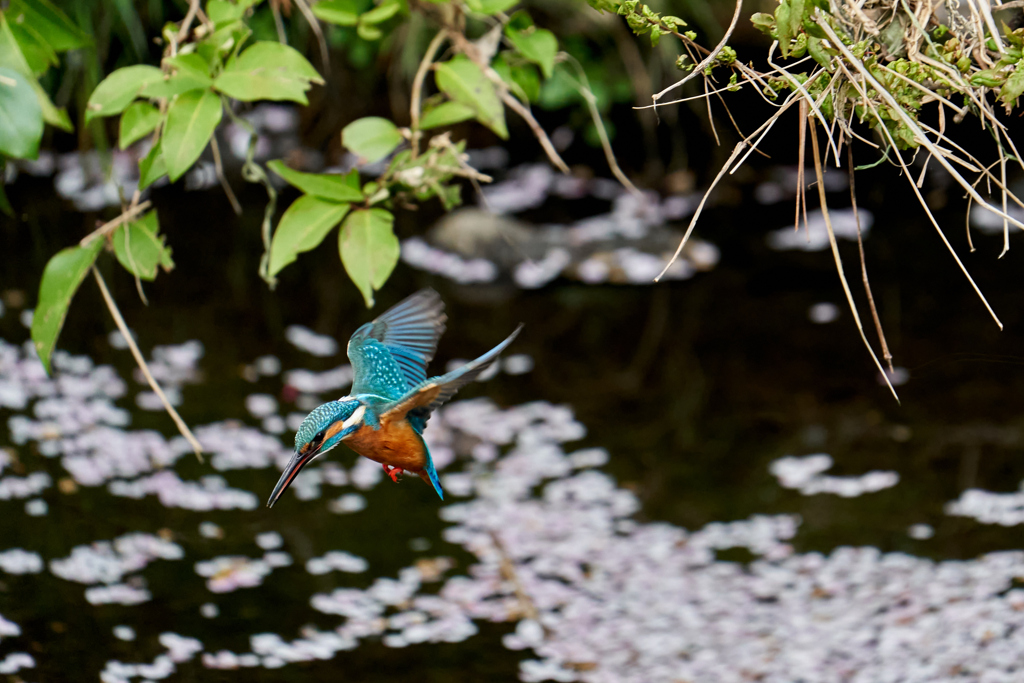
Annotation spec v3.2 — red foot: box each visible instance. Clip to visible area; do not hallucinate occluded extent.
[382,464,404,483]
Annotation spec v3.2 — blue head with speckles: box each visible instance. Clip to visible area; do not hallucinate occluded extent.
[294,400,352,451]
[267,398,364,508]
[294,398,363,458]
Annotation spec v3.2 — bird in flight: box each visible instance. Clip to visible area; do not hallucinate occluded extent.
[268,289,522,507]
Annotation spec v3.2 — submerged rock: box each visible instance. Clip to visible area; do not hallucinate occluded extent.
[409,205,718,288]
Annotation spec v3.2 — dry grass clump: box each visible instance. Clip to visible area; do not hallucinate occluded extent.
[611,0,1024,399]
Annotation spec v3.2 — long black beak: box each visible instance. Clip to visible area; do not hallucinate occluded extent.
[267,448,318,508]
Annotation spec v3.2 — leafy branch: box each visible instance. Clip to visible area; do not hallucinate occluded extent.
[17,0,645,443]
[597,0,1024,400]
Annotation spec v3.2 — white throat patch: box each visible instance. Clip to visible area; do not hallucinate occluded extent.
[341,405,365,432]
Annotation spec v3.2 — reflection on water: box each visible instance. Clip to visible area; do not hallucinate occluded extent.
[6,319,1024,682]
[6,137,1024,679]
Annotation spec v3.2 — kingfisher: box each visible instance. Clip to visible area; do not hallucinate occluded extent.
[267,289,522,507]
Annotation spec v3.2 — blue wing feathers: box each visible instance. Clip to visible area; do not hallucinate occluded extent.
[348,289,447,396]
[389,346,432,386]
[421,323,523,415]
[390,324,524,429]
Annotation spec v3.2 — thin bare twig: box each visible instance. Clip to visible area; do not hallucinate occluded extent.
[808,118,898,401]
[176,0,201,43]
[704,78,721,146]
[634,79,751,109]
[656,94,801,280]
[818,15,1024,231]
[847,143,893,371]
[561,54,642,196]
[292,0,331,74]
[766,44,841,164]
[444,28,570,173]
[209,135,242,216]
[271,0,288,44]
[410,30,449,158]
[92,267,204,460]
[80,200,152,247]
[796,100,808,235]
[651,0,743,106]
[836,53,1004,329]
[498,89,571,174]
[999,141,1009,257]
[115,189,149,306]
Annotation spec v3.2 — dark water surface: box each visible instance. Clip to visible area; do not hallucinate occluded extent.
[5,156,1024,681]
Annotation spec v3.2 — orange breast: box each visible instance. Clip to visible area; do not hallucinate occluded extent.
[343,419,427,472]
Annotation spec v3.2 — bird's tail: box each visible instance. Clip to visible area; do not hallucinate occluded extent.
[417,436,444,500]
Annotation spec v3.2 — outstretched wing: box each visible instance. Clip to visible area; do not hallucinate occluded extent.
[381,324,524,432]
[348,289,447,399]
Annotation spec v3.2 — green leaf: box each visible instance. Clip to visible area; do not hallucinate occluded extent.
[213,41,324,104]
[775,1,792,57]
[165,52,212,75]
[9,20,58,75]
[506,8,533,30]
[0,67,43,159]
[163,88,223,181]
[750,12,775,35]
[788,0,805,40]
[660,14,685,31]
[7,0,91,51]
[360,1,401,25]
[341,116,403,163]
[86,65,164,122]
[1004,23,1024,48]
[513,64,541,101]
[311,0,360,25]
[339,208,399,307]
[267,159,365,201]
[802,15,827,39]
[972,68,1006,87]
[0,11,69,130]
[505,27,557,78]
[200,19,250,60]
[420,100,475,129]
[112,210,174,280]
[436,183,461,210]
[342,168,361,192]
[118,101,161,148]
[807,36,832,70]
[492,54,524,100]
[34,88,69,131]
[466,0,519,15]
[138,140,167,189]
[1000,68,1024,107]
[356,22,382,41]
[269,195,350,277]
[435,55,508,139]
[31,238,104,375]
[493,55,540,102]
[207,0,246,26]
[140,71,213,98]
[140,54,213,98]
